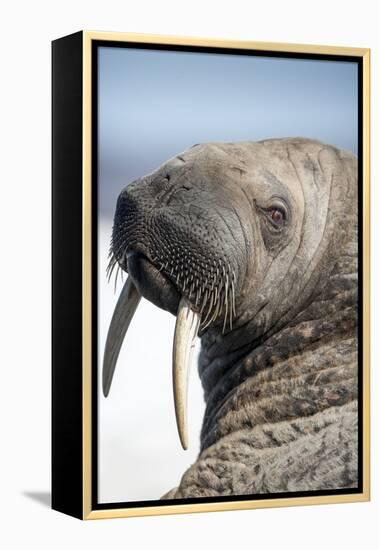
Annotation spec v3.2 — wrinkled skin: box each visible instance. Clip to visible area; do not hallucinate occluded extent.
[111,138,358,497]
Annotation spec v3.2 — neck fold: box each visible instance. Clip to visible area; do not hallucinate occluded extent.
[198,262,358,451]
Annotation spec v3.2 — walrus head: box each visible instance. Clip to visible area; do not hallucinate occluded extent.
[103,139,357,450]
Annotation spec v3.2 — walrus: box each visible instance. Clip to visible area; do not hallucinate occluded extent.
[103,138,358,498]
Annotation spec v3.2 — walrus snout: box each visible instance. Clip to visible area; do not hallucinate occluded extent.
[111,178,155,268]
[110,160,247,331]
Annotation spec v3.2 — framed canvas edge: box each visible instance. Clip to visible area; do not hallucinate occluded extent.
[80,31,371,520]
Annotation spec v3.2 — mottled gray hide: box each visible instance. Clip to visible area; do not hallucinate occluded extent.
[110,138,358,497]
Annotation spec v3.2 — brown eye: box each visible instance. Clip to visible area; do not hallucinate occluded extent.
[255,200,288,231]
[270,208,284,226]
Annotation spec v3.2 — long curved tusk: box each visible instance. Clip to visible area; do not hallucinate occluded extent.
[102,277,141,397]
[172,298,200,450]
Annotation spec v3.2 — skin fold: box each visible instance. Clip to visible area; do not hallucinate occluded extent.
[109,138,358,498]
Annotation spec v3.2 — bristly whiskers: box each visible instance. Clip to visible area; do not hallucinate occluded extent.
[106,244,126,293]
[107,240,236,333]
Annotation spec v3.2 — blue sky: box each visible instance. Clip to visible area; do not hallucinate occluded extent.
[98,46,358,219]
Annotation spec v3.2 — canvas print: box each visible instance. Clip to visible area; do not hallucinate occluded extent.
[97,45,360,505]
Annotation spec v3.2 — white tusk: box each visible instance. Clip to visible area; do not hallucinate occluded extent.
[102,277,141,397]
[172,298,200,450]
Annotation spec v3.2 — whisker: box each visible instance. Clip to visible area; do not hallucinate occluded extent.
[201,291,215,328]
[223,277,229,333]
[107,259,117,283]
[114,264,120,293]
[200,290,209,316]
[231,277,236,317]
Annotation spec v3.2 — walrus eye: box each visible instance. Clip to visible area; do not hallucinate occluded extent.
[261,205,287,231]
[270,208,285,226]
[254,199,288,232]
